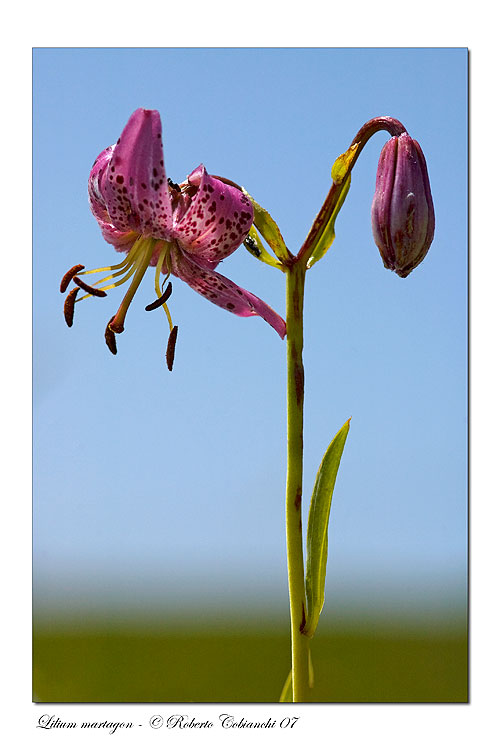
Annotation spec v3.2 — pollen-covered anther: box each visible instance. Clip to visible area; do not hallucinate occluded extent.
[63,288,79,327]
[60,264,85,293]
[104,319,118,355]
[145,282,173,311]
[166,325,179,371]
[72,276,107,297]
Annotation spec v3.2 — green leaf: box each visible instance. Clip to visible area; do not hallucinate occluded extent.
[279,669,292,702]
[278,649,314,701]
[304,419,351,637]
[307,143,359,269]
[308,647,314,688]
[243,190,291,263]
[307,175,351,268]
[244,227,286,271]
[330,143,359,183]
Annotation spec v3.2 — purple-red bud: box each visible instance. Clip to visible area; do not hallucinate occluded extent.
[371,133,435,278]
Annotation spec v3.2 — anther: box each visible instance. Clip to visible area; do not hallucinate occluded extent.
[63,288,79,327]
[60,264,85,293]
[72,276,107,297]
[104,319,118,355]
[145,282,173,311]
[166,325,179,371]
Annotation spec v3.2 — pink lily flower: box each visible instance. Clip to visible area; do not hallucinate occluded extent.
[61,108,286,368]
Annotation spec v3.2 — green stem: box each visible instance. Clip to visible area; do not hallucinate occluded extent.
[285,259,309,702]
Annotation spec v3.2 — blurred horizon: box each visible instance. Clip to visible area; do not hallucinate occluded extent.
[34,559,466,627]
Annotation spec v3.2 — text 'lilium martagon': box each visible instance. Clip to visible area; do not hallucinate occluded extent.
[60,108,286,368]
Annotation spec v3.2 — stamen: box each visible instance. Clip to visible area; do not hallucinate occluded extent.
[154,245,174,330]
[73,276,107,297]
[166,325,179,371]
[104,318,118,355]
[60,264,85,293]
[80,257,128,276]
[155,246,168,289]
[145,282,173,311]
[63,288,79,327]
[76,262,140,303]
[78,237,139,277]
[81,240,143,288]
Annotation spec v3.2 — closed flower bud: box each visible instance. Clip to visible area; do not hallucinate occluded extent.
[371,133,435,278]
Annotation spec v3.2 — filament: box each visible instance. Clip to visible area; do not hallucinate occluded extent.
[154,245,174,330]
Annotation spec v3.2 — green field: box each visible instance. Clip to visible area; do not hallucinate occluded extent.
[33,615,467,703]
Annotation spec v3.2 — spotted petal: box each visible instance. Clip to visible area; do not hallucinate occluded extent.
[88,146,138,252]
[89,146,114,223]
[101,108,173,238]
[173,165,254,265]
[170,246,286,338]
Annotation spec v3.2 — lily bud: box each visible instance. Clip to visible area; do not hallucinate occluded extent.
[371,133,434,278]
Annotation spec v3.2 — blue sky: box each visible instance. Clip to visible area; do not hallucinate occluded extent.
[33,48,467,621]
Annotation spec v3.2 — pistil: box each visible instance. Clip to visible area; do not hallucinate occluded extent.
[108,237,155,333]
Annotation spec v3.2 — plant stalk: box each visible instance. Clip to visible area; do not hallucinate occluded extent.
[285,259,309,702]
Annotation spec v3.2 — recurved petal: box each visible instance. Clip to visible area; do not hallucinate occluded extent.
[98,219,138,254]
[173,165,254,264]
[101,108,173,238]
[170,247,286,338]
[88,146,114,223]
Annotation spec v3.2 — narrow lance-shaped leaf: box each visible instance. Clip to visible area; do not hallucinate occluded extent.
[279,669,292,702]
[278,648,313,702]
[303,419,350,638]
[306,144,359,269]
[307,175,351,269]
[243,190,292,263]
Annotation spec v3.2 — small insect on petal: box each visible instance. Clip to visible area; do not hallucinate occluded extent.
[166,325,179,371]
[72,276,107,297]
[244,236,261,258]
[63,288,79,327]
[104,319,118,355]
[168,177,181,192]
[60,264,85,293]
[145,282,173,311]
